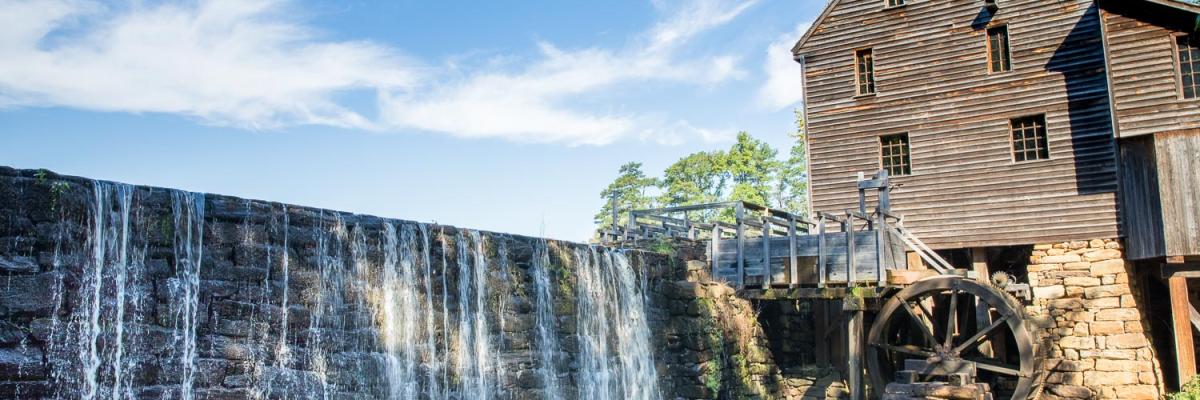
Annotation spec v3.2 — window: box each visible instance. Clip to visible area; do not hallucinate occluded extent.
[855,49,876,95]
[886,0,905,7]
[1179,35,1199,99]
[880,133,911,176]
[1010,115,1049,162]
[987,26,1011,73]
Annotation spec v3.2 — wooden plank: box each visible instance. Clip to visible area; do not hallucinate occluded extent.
[907,251,927,270]
[972,248,994,357]
[736,203,746,289]
[789,218,799,288]
[711,225,720,283]
[1170,275,1196,384]
[847,309,864,400]
[815,300,830,367]
[887,269,939,285]
[763,220,771,290]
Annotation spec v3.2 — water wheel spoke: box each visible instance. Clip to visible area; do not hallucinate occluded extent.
[966,358,1024,377]
[899,301,939,347]
[944,290,959,348]
[953,314,1011,354]
[871,342,935,358]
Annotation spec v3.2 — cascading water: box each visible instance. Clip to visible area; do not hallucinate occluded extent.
[25,176,665,400]
[167,190,205,400]
[531,240,564,400]
[575,247,662,400]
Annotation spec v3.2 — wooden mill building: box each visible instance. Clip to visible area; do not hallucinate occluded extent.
[793,0,1200,398]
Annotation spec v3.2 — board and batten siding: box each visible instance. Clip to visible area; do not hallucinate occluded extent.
[1100,0,1200,138]
[1119,130,1200,260]
[795,0,1119,249]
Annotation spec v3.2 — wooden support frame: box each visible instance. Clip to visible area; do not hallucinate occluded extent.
[972,247,994,357]
[1170,274,1197,385]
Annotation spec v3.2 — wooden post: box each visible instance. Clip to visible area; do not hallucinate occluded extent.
[711,225,720,283]
[818,216,827,288]
[762,219,771,290]
[847,306,865,400]
[815,300,830,367]
[736,203,746,289]
[789,217,799,288]
[845,216,856,285]
[1170,274,1196,384]
[972,247,994,357]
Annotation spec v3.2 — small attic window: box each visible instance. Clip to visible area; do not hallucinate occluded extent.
[885,0,906,7]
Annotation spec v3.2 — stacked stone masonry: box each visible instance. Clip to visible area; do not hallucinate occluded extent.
[1025,238,1164,399]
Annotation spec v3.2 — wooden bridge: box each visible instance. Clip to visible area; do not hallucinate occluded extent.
[603,170,956,297]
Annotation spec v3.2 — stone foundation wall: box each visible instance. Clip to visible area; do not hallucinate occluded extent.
[651,277,845,400]
[1025,238,1165,399]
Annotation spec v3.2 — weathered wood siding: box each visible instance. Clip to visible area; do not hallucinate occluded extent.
[1117,135,1165,260]
[1100,1,1200,138]
[1118,130,1200,259]
[796,0,1119,249]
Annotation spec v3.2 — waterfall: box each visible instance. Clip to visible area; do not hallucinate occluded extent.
[454,230,495,400]
[168,190,204,400]
[575,247,662,400]
[27,176,665,400]
[532,240,563,400]
[73,182,143,400]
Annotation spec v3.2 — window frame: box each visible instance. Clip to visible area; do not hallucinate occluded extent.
[1174,33,1200,100]
[883,0,906,9]
[854,47,877,97]
[878,133,912,176]
[1008,115,1051,163]
[986,24,1012,74]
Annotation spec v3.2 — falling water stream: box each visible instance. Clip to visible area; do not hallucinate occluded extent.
[39,182,662,400]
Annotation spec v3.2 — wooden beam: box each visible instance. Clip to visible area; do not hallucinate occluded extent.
[847,308,865,400]
[1170,275,1197,385]
[907,251,927,270]
[972,248,994,357]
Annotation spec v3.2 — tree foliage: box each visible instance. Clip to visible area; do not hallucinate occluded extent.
[596,112,811,233]
[595,162,658,229]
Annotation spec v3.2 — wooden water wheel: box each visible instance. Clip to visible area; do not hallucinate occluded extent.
[867,275,1041,400]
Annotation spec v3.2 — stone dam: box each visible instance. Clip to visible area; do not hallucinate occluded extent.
[0,167,844,400]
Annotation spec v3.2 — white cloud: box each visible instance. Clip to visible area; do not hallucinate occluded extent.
[756,22,810,111]
[0,0,757,145]
[379,0,759,145]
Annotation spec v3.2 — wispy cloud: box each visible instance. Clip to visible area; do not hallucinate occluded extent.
[380,0,758,145]
[756,22,810,111]
[0,0,416,130]
[0,0,759,145]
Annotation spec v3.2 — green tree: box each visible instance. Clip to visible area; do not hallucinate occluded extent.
[595,162,658,229]
[773,111,810,216]
[658,151,726,207]
[724,131,780,207]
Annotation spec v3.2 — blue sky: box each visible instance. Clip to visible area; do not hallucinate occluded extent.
[0,0,823,241]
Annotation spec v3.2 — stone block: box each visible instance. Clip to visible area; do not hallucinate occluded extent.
[1106,333,1149,349]
[1113,384,1160,399]
[1089,259,1126,277]
[1095,308,1139,321]
[1084,371,1137,386]
[1084,284,1130,299]
[1090,321,1125,335]
[1041,254,1082,264]
[1048,384,1092,398]
[1082,249,1122,262]
[1063,262,1092,270]
[1084,297,1120,309]
[1060,336,1095,350]
[1089,239,1106,248]
[1063,276,1101,287]
[1034,285,1066,300]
